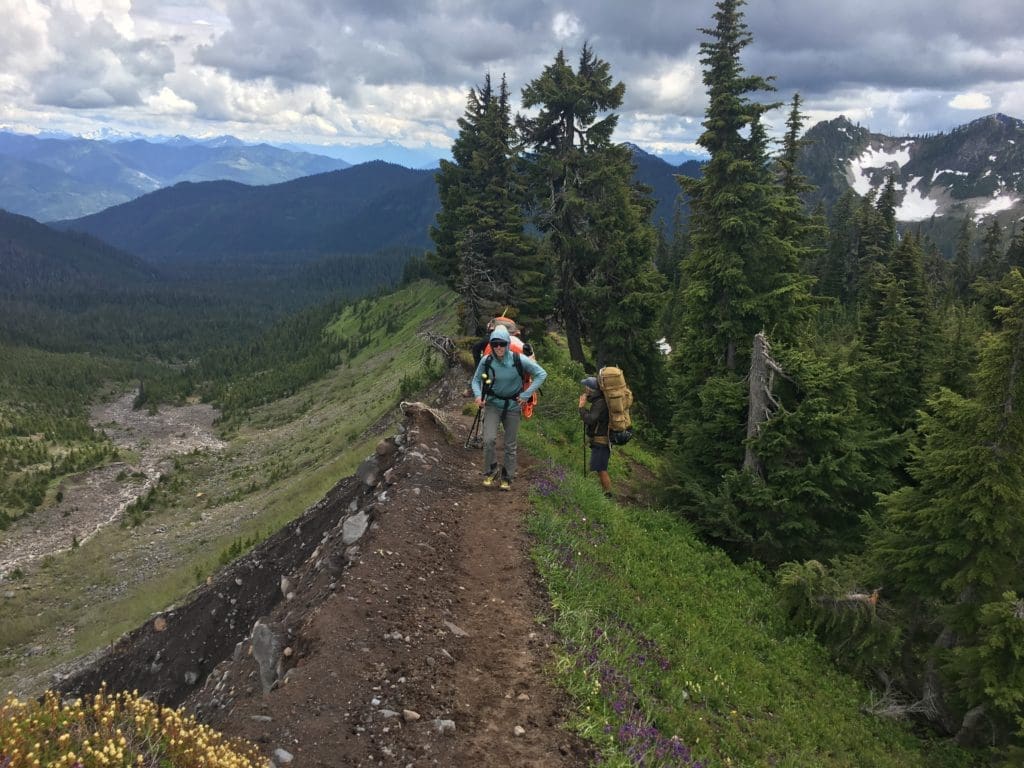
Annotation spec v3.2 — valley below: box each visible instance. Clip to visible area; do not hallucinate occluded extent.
[0,285,458,704]
[0,392,225,579]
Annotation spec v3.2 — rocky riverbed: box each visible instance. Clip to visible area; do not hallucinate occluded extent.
[0,393,225,579]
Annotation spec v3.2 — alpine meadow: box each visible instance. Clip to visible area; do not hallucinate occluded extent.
[2,0,1024,766]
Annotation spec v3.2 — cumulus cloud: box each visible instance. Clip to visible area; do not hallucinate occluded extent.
[552,12,582,41]
[3,0,1023,152]
[9,1,174,109]
[950,92,992,110]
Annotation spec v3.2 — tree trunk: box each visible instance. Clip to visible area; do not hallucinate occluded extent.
[565,311,586,364]
[743,332,779,479]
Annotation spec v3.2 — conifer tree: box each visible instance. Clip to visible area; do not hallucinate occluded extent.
[1005,228,1024,272]
[854,234,936,436]
[818,189,860,305]
[704,344,897,565]
[854,190,893,300]
[519,44,665,377]
[776,94,827,286]
[664,0,814,507]
[953,217,974,300]
[875,174,898,252]
[979,218,1004,281]
[578,143,668,408]
[430,74,533,333]
[869,269,1024,744]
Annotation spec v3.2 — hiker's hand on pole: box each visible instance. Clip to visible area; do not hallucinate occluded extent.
[578,394,586,408]
[476,397,485,408]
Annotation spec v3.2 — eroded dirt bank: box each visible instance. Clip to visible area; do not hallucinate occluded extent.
[57,395,593,767]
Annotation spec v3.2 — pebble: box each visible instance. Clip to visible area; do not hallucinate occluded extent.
[433,718,456,735]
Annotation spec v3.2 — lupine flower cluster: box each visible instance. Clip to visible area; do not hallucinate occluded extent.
[532,461,567,497]
[582,625,708,766]
[533,462,609,572]
[0,685,262,767]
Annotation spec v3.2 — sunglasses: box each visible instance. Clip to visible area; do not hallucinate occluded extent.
[491,341,508,348]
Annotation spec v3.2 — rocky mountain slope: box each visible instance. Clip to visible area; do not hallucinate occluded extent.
[799,112,1024,230]
[54,381,593,767]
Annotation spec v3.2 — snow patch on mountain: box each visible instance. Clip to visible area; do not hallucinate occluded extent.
[848,141,913,195]
[895,177,939,221]
[973,192,1019,221]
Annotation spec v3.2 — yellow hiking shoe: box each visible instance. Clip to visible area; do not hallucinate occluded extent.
[500,478,511,491]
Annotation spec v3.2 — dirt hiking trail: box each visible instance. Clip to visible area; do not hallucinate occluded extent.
[57,388,596,767]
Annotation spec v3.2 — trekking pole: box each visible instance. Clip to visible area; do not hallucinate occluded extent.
[465,406,482,449]
[582,423,587,475]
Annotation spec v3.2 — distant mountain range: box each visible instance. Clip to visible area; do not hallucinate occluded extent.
[276,140,452,170]
[51,148,698,269]
[7,112,1022,280]
[55,161,441,268]
[0,132,352,221]
[0,130,706,223]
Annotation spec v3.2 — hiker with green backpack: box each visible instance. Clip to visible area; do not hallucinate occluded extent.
[470,324,547,491]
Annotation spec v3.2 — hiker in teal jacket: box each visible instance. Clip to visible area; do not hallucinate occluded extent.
[470,324,547,490]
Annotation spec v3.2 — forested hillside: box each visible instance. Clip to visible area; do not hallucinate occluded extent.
[427,0,1024,761]
[0,204,431,530]
[57,161,441,267]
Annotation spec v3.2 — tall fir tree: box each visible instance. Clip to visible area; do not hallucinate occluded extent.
[854,234,936,437]
[953,217,975,300]
[518,44,665,387]
[776,94,827,279]
[664,0,814,515]
[429,74,535,333]
[818,189,861,306]
[979,218,1004,282]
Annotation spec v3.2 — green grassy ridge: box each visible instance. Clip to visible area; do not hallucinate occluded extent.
[0,280,459,688]
[518,344,974,767]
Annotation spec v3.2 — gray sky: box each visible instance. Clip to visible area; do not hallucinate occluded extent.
[2,0,1022,157]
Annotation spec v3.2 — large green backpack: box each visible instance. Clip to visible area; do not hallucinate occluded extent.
[597,366,633,445]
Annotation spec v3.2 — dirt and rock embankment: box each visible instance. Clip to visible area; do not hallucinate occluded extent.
[57,394,593,768]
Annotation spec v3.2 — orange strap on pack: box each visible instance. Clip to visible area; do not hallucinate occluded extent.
[520,391,538,419]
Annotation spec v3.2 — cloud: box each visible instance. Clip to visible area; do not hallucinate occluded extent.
[950,92,992,110]
[12,2,174,109]
[3,0,1024,152]
[552,12,582,41]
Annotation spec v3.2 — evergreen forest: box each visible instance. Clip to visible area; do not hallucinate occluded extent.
[427,0,1024,759]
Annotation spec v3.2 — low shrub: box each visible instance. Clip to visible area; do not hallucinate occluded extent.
[0,686,262,767]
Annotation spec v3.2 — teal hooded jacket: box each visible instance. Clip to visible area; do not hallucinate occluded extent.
[470,325,547,412]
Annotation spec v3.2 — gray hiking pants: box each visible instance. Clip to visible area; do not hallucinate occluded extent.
[482,402,521,480]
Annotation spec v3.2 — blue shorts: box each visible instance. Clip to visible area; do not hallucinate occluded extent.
[589,444,610,472]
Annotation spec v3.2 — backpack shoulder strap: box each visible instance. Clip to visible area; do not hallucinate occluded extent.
[512,352,524,380]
